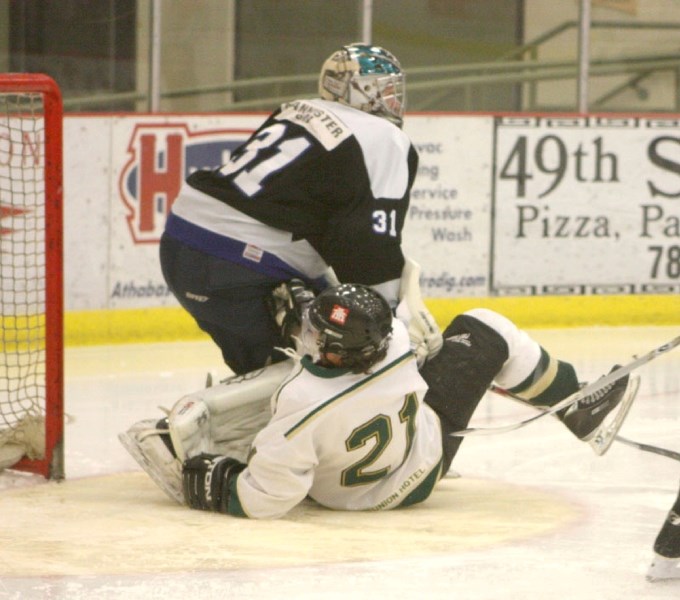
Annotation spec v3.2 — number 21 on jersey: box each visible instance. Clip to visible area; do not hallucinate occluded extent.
[341,392,418,487]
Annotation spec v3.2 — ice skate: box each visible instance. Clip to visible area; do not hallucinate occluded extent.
[648,491,680,582]
[647,554,680,582]
[119,418,184,504]
[559,366,640,455]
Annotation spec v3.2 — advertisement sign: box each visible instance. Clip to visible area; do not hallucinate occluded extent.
[402,116,491,297]
[60,112,679,313]
[492,116,680,295]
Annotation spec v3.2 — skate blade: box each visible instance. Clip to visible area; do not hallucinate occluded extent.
[647,555,680,582]
[588,375,640,456]
[118,431,185,505]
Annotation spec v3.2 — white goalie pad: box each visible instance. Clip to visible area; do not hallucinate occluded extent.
[168,359,293,463]
[119,419,184,504]
[396,257,443,365]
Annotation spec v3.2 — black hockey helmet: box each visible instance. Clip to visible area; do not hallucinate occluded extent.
[305,283,393,371]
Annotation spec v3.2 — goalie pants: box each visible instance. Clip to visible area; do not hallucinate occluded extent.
[160,233,288,375]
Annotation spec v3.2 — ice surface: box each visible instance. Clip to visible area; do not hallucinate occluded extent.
[1,328,679,599]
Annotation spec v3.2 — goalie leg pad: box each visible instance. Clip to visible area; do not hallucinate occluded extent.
[119,419,184,505]
[169,360,291,463]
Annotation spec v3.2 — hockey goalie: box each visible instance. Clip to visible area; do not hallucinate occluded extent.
[120,260,641,519]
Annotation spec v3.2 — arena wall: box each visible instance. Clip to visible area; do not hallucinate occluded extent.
[60,112,680,345]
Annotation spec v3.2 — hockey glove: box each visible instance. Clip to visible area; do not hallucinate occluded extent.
[269,279,316,348]
[182,453,246,512]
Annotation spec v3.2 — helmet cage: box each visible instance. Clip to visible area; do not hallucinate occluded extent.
[319,44,405,127]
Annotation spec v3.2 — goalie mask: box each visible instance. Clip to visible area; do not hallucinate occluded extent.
[302,283,393,372]
[319,43,406,127]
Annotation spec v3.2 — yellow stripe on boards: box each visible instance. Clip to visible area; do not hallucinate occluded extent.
[427,295,680,329]
[65,307,204,346]
[63,295,680,347]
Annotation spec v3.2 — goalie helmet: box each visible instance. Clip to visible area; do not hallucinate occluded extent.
[304,283,393,372]
[318,43,406,127]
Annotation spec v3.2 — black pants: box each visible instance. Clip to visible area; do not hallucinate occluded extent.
[420,313,510,474]
[160,233,288,375]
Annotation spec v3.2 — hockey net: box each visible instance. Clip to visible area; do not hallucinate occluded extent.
[0,74,64,479]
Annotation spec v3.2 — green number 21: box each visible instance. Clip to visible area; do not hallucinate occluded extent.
[341,393,418,487]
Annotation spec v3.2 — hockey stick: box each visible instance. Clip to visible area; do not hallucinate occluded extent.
[450,335,680,438]
[614,435,680,463]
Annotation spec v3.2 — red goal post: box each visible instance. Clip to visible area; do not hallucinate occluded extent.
[0,73,64,479]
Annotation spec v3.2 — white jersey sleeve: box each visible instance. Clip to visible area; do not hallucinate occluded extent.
[227,320,443,519]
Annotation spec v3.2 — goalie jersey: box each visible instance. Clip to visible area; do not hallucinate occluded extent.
[166,98,418,303]
[225,319,444,519]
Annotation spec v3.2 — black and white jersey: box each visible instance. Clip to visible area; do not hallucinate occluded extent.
[168,98,418,305]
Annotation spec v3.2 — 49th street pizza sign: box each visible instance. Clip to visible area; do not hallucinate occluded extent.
[491,116,680,295]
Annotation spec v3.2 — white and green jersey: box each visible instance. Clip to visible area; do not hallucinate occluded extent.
[228,319,443,519]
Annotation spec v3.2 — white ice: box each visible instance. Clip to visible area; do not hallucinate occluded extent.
[1,326,679,600]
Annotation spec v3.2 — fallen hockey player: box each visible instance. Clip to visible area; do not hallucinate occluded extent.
[120,270,638,519]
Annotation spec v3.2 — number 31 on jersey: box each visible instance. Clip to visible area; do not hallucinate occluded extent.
[373,209,398,237]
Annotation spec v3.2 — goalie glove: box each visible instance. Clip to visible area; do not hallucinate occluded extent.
[268,279,316,348]
[396,299,443,366]
[182,453,246,513]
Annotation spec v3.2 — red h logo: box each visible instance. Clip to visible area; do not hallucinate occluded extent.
[119,123,253,244]
[120,124,187,243]
[138,133,182,233]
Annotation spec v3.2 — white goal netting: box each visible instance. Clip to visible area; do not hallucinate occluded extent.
[0,78,62,476]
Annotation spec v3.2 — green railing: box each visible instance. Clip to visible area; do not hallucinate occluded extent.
[62,20,680,114]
